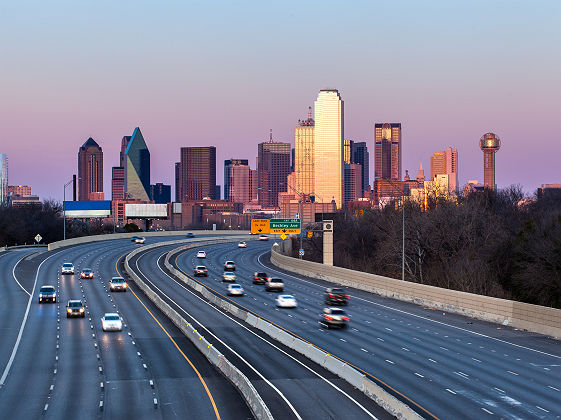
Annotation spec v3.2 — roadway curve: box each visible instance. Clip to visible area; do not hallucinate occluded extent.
[169,240,561,420]
[0,237,252,419]
[127,241,391,419]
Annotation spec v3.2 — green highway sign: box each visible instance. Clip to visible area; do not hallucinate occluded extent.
[270,218,301,234]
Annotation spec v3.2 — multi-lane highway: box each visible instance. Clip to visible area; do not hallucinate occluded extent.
[160,239,561,420]
[0,238,253,419]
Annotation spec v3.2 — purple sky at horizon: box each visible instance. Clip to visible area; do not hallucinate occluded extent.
[1,1,560,201]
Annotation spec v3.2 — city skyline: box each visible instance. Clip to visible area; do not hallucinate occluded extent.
[0,2,559,200]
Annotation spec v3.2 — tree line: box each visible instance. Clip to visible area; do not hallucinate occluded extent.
[296,187,561,309]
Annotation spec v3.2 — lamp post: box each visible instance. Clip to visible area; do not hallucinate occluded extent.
[63,179,74,240]
[375,177,405,281]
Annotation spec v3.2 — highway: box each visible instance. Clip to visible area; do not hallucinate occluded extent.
[0,237,253,419]
[165,239,561,420]
[128,242,390,419]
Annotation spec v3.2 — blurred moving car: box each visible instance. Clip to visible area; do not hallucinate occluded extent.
[237,241,247,248]
[186,232,196,238]
[66,300,85,318]
[131,236,146,244]
[265,278,284,292]
[196,250,207,258]
[252,272,269,285]
[258,235,269,241]
[224,260,236,271]
[194,265,208,277]
[324,288,350,305]
[110,277,128,292]
[275,294,297,308]
[101,313,123,331]
[319,308,349,329]
[227,284,244,296]
[222,271,237,282]
[80,268,94,279]
[61,263,74,275]
[38,285,56,303]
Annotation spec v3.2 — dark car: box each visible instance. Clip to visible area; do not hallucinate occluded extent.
[194,265,208,277]
[80,268,94,279]
[186,233,196,238]
[319,307,349,329]
[253,272,268,285]
[66,300,85,318]
[38,285,56,303]
[324,288,350,305]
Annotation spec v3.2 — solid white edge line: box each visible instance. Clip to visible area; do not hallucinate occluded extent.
[256,250,561,360]
[0,250,64,385]
[11,253,32,297]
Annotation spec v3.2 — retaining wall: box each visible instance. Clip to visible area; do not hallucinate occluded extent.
[270,245,561,339]
[164,243,422,420]
[124,238,272,420]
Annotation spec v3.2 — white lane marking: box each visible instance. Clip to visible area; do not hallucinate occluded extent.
[361,348,368,352]
[12,254,32,296]
[145,251,378,420]
[481,407,493,414]
[384,328,392,331]
[454,371,469,379]
[446,389,456,394]
[494,387,505,393]
[340,339,347,343]
[439,346,449,351]
[414,372,424,378]
[377,337,384,342]
[428,358,437,363]
[401,347,410,352]
[257,251,561,360]
[1,250,64,385]
[507,370,519,376]
[536,406,549,413]
[385,360,395,364]
[548,385,560,391]
[471,358,482,363]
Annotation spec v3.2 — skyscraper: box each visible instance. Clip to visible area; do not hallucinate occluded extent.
[224,159,250,203]
[150,183,171,204]
[0,154,7,205]
[430,147,457,194]
[111,136,131,201]
[257,138,291,208]
[178,147,216,201]
[374,123,402,181]
[344,139,354,164]
[294,107,315,196]
[124,127,150,201]
[480,133,501,190]
[430,151,446,180]
[344,162,362,204]
[314,89,344,208]
[77,138,103,201]
[352,142,370,194]
[174,162,181,202]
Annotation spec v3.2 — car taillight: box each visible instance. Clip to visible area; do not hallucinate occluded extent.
[342,316,350,321]
[325,315,333,321]
[345,295,350,299]
[329,294,335,298]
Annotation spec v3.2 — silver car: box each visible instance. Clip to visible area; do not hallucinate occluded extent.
[227,284,244,296]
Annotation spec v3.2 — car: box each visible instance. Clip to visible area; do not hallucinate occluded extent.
[186,232,196,238]
[324,288,350,305]
[66,300,85,318]
[259,235,269,241]
[38,285,56,303]
[253,272,269,285]
[109,277,128,292]
[319,308,350,329]
[238,241,247,248]
[222,271,237,282]
[265,278,284,292]
[197,250,207,258]
[101,313,123,331]
[80,268,94,279]
[224,260,236,271]
[131,236,146,244]
[227,284,244,296]
[194,265,208,277]
[61,263,74,275]
[276,294,297,308]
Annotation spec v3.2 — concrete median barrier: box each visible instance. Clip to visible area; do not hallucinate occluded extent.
[164,243,423,420]
[124,238,272,420]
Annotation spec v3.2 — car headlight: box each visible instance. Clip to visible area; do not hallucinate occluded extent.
[79,308,84,312]
[67,309,72,312]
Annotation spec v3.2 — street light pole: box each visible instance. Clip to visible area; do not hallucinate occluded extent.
[63,179,73,240]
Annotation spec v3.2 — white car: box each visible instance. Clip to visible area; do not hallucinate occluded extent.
[101,313,123,331]
[238,241,247,248]
[227,284,244,296]
[258,235,269,241]
[276,295,297,308]
[222,271,237,282]
[61,263,75,274]
[197,250,206,258]
[131,236,146,244]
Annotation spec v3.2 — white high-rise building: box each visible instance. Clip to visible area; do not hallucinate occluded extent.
[313,89,344,208]
[0,154,8,205]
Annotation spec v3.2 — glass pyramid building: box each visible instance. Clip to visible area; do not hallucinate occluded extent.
[124,127,150,201]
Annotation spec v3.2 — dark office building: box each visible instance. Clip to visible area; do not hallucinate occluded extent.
[124,127,150,201]
[150,183,171,204]
[178,147,216,201]
[257,141,291,208]
[78,137,103,201]
[374,123,401,181]
[352,141,370,193]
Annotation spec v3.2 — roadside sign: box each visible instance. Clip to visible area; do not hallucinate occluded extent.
[280,233,287,240]
[270,218,301,234]
[307,231,313,238]
[34,234,42,243]
[299,249,304,256]
[251,218,270,234]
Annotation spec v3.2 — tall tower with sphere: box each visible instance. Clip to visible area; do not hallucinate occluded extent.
[479,132,501,190]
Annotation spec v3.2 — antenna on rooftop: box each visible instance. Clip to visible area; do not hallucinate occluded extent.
[308,106,312,120]
[269,128,273,142]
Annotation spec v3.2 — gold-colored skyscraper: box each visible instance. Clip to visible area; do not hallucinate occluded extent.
[314,89,344,208]
[295,107,315,195]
